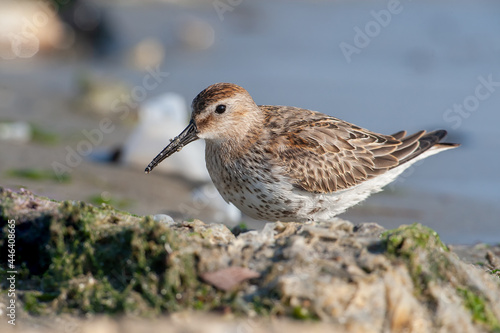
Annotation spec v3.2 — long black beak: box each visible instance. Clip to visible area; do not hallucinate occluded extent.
[144,120,199,174]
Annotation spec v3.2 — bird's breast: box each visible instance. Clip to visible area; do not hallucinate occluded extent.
[204,142,301,220]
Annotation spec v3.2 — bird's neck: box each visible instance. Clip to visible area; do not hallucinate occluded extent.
[206,119,263,161]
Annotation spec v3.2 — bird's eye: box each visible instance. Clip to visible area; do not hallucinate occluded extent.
[215,104,226,114]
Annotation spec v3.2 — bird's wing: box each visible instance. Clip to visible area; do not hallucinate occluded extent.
[264,108,426,193]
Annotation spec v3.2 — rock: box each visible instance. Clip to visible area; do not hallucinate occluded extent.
[153,213,175,225]
[201,267,260,291]
[0,187,499,332]
[0,121,31,143]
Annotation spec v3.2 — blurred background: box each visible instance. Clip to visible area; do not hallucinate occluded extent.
[0,0,499,244]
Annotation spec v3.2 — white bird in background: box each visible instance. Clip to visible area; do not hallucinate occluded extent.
[121,92,241,224]
[122,92,210,182]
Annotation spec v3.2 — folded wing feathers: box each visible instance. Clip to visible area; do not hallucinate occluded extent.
[390,130,407,140]
[278,115,454,193]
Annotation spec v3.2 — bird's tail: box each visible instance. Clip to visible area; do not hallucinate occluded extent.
[390,129,459,166]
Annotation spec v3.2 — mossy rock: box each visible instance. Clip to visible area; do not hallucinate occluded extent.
[0,188,234,316]
[1,187,499,332]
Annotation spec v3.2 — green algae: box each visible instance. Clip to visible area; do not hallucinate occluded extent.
[0,188,229,316]
[382,223,450,294]
[88,193,131,210]
[457,287,500,332]
[382,223,448,257]
[382,223,500,332]
[291,305,318,321]
[6,168,71,183]
[31,124,60,145]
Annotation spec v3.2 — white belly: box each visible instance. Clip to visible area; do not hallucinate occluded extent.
[206,145,452,222]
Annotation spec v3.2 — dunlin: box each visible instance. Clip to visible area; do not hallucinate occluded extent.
[145,83,459,222]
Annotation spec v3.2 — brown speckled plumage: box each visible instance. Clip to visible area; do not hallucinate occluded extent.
[146,83,459,222]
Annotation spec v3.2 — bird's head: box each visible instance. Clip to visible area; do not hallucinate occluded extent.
[145,83,260,173]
